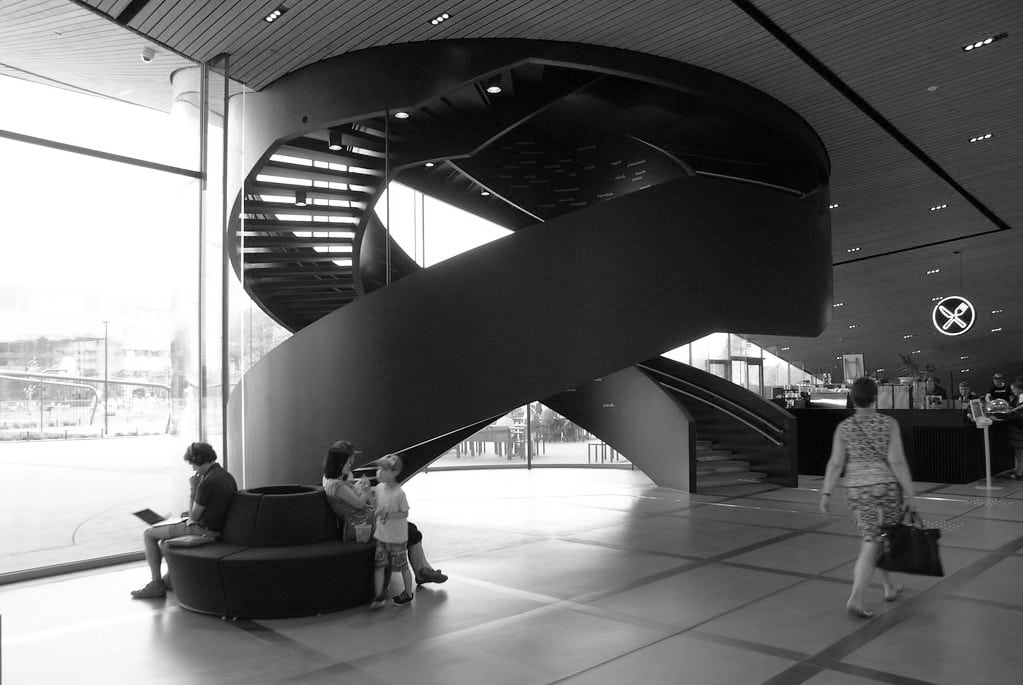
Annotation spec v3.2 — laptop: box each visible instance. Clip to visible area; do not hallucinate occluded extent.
[132,509,186,526]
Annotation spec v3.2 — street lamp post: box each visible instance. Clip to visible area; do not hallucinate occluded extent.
[103,320,109,436]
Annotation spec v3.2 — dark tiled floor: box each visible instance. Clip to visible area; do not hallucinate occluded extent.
[3,469,1022,684]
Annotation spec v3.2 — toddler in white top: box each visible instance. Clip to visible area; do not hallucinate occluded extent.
[370,453,414,608]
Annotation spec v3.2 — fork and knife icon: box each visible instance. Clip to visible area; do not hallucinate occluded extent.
[937,301,970,330]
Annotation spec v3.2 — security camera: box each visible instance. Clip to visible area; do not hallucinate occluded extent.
[140,47,155,63]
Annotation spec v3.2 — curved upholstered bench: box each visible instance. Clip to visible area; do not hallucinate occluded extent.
[163,484,375,618]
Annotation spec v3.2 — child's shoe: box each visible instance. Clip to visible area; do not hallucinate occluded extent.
[392,591,413,606]
[369,594,389,610]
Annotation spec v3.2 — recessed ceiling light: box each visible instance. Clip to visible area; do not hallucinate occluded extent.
[991,309,1003,314]
[903,334,915,339]
[833,302,844,308]
[991,327,1003,332]
[931,296,944,301]
[846,247,860,253]
[294,190,307,207]
[927,85,939,92]
[961,32,1008,51]
[424,161,435,167]
[926,268,940,275]
[829,203,840,209]
[393,111,410,119]
[485,75,503,94]
[960,355,970,360]
[429,11,451,25]
[911,350,921,354]
[848,324,857,329]
[264,4,288,22]
[930,204,948,211]
[328,131,343,151]
[781,347,790,351]
[836,356,842,360]
[968,133,993,143]
[481,190,490,196]
[961,368,971,372]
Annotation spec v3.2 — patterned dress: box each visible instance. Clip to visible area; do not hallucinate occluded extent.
[837,412,904,541]
[322,476,375,542]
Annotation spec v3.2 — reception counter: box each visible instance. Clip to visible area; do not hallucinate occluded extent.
[790,408,1014,483]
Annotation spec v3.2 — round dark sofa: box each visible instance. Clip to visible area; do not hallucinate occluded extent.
[162,485,375,618]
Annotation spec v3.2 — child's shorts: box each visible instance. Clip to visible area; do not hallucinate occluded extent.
[374,541,409,570]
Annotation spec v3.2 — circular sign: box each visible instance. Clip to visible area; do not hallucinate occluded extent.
[931,296,976,336]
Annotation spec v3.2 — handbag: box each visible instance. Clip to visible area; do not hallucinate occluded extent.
[877,511,944,576]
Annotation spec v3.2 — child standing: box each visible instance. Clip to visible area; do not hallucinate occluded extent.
[370,453,414,608]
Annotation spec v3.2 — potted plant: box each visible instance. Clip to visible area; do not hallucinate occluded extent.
[897,353,935,409]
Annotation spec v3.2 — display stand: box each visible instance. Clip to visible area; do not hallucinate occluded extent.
[973,416,1002,491]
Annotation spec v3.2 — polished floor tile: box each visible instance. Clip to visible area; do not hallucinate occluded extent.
[568,514,791,558]
[442,537,690,600]
[698,579,894,654]
[585,563,801,630]
[3,468,1023,685]
[725,532,859,575]
[559,633,796,684]
[841,597,1023,684]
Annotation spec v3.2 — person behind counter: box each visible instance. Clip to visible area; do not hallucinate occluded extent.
[987,373,1015,406]
[925,377,948,400]
[1004,378,1023,480]
[955,381,978,404]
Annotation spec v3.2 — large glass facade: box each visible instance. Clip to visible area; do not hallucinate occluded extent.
[0,74,202,577]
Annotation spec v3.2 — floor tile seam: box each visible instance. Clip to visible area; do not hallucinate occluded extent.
[427,533,554,564]
[233,618,340,669]
[683,628,809,661]
[715,558,855,586]
[670,507,836,533]
[554,534,710,563]
[279,660,392,684]
[705,528,813,564]
[772,532,1023,675]
[937,591,1023,613]
[549,579,820,685]
[818,660,938,685]
[955,512,1023,525]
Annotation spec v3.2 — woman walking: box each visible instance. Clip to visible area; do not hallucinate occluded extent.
[819,377,915,618]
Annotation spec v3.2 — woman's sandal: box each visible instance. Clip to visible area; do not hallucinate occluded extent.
[884,582,904,602]
[845,602,875,619]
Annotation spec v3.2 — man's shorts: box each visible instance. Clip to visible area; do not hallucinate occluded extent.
[374,541,409,570]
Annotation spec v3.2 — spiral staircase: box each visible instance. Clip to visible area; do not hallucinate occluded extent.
[225,40,832,491]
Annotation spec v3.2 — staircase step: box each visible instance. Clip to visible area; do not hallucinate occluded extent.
[696,471,768,487]
[695,440,714,449]
[695,448,732,457]
[696,460,750,474]
[695,453,735,463]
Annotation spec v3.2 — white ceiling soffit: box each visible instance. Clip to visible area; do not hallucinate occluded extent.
[0,0,197,112]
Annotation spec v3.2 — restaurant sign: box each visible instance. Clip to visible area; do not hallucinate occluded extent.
[931,296,975,336]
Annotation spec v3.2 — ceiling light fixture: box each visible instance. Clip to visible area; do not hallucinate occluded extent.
[833,302,844,308]
[829,203,840,209]
[424,161,435,167]
[960,355,970,360]
[961,368,971,372]
[481,189,491,197]
[264,4,288,22]
[848,324,857,329]
[968,133,993,143]
[781,347,790,351]
[429,11,451,25]
[931,296,944,301]
[393,111,410,119]
[926,268,940,275]
[903,334,915,339]
[930,204,948,211]
[140,47,155,63]
[991,327,1003,332]
[846,247,860,253]
[911,350,921,354]
[328,131,343,151]
[294,190,307,207]
[962,32,1008,51]
[991,309,1003,314]
[485,75,503,94]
